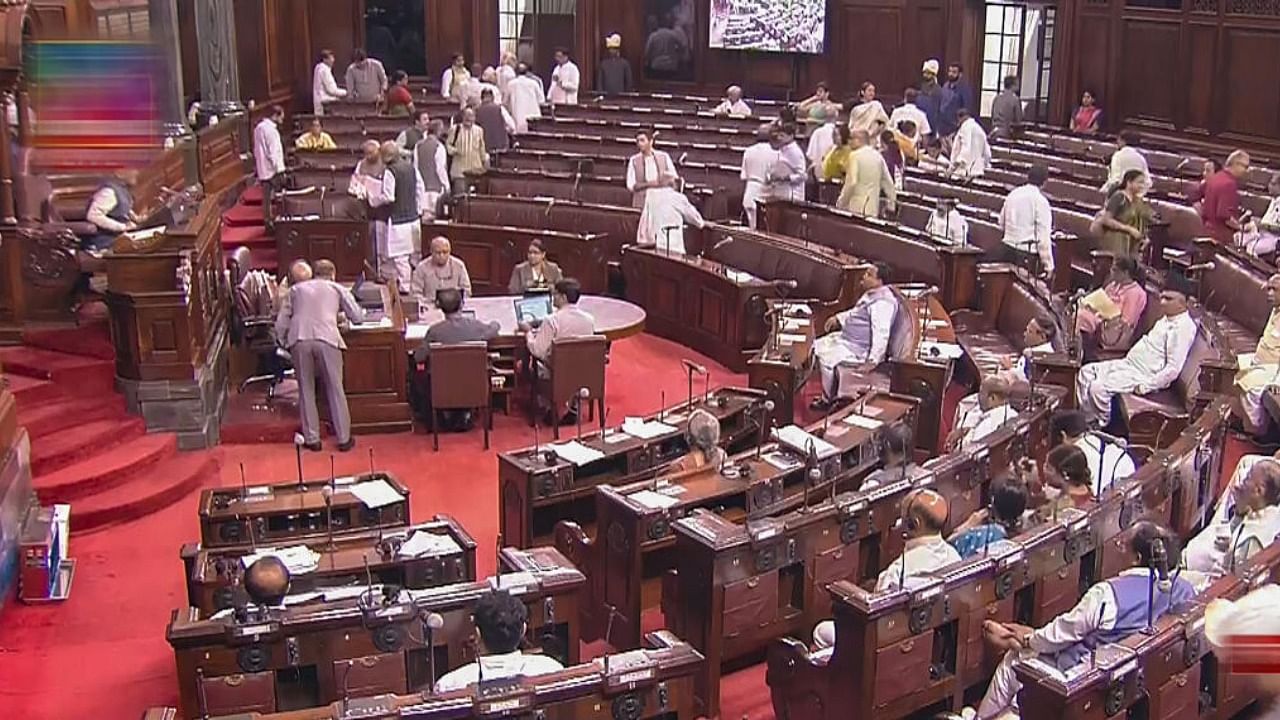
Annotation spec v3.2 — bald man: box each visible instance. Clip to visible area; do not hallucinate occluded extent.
[812,488,960,648]
[713,85,751,117]
[244,556,292,607]
[411,236,472,309]
[367,140,426,288]
[947,375,1019,451]
[1184,459,1280,575]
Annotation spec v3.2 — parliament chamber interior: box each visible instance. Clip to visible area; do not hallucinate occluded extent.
[6,0,1280,719]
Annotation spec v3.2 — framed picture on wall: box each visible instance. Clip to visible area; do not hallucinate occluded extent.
[643,0,696,81]
[709,0,826,54]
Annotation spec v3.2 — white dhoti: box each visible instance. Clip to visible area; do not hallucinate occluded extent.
[813,334,865,399]
[1236,362,1278,428]
[1184,454,1265,571]
[637,187,705,254]
[743,181,768,229]
[378,219,419,287]
[422,191,443,224]
[1240,230,1280,258]
[977,649,1029,719]
[1075,359,1147,425]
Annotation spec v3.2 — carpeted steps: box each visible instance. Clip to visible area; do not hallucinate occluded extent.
[35,433,176,505]
[18,395,128,439]
[221,184,276,273]
[4,373,62,405]
[31,417,147,476]
[71,452,220,533]
[0,345,116,395]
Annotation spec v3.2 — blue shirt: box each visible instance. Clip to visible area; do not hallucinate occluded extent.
[951,523,1007,558]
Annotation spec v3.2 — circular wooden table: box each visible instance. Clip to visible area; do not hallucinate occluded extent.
[405,295,647,347]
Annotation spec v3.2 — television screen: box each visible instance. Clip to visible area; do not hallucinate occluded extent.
[709,0,827,54]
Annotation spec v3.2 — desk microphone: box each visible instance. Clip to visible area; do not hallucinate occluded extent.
[1091,429,1129,449]
[362,554,375,608]
[340,659,354,715]
[704,373,712,404]
[423,611,445,692]
[195,667,211,719]
[321,486,335,550]
[575,387,590,440]
[495,533,505,589]
[238,463,248,501]
[683,359,706,410]
[293,433,306,490]
[603,603,620,671]
[755,400,776,459]
[804,439,820,511]
[368,447,375,475]
[1023,348,1037,407]
[659,391,666,423]
[1228,520,1249,574]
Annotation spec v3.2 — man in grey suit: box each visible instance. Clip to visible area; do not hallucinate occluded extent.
[414,287,499,430]
[275,260,366,451]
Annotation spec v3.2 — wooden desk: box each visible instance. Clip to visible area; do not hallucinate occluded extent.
[405,295,646,350]
[515,132,745,169]
[148,630,703,720]
[422,221,620,297]
[473,168,725,220]
[167,546,583,719]
[454,194,641,251]
[554,101,779,132]
[186,516,477,616]
[497,386,766,548]
[559,391,918,651]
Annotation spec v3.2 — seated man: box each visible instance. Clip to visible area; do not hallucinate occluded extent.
[1075,283,1197,426]
[522,279,596,417]
[712,85,752,117]
[673,408,726,473]
[84,167,140,251]
[949,479,1027,558]
[411,236,472,309]
[924,195,969,246]
[1049,409,1135,496]
[947,376,1018,451]
[1232,273,1280,436]
[813,488,960,648]
[435,589,564,692]
[974,522,1193,720]
[414,288,500,431]
[1184,458,1280,574]
[953,317,1056,423]
[811,262,897,408]
[860,424,923,490]
[243,556,292,608]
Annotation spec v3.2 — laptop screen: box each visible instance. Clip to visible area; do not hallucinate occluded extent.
[513,295,553,324]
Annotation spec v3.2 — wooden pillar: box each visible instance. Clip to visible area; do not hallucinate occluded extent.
[149,0,194,141]
[194,0,243,123]
[0,91,15,225]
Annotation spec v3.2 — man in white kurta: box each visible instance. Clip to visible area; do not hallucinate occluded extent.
[888,89,931,146]
[1102,132,1151,195]
[771,127,808,203]
[547,50,580,105]
[712,86,752,117]
[440,55,471,102]
[312,51,348,115]
[1000,166,1055,276]
[836,130,896,218]
[1183,459,1280,575]
[626,130,705,253]
[951,318,1054,436]
[1051,410,1136,497]
[806,121,838,174]
[1232,274,1280,434]
[948,110,991,178]
[924,197,969,245]
[506,65,544,134]
[367,141,426,287]
[1075,288,1198,425]
[812,263,897,402]
[740,129,778,228]
[949,376,1019,450]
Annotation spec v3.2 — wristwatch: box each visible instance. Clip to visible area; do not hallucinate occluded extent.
[1019,632,1033,649]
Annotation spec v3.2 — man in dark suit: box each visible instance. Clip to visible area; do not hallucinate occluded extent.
[414,288,499,430]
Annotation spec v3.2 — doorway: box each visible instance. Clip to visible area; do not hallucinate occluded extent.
[979,2,1055,122]
[365,0,426,76]
[499,0,576,81]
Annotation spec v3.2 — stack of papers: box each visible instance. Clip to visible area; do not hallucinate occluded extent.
[778,333,808,345]
[629,489,681,510]
[348,479,402,509]
[550,441,605,466]
[774,425,839,459]
[490,571,538,592]
[398,531,463,558]
[762,451,802,471]
[918,341,964,360]
[242,545,321,574]
[621,417,677,440]
[843,414,884,431]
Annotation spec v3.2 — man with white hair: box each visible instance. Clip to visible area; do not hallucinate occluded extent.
[1233,274,1280,436]
[412,236,472,309]
[713,85,751,117]
[367,140,427,287]
[506,63,544,134]
[1183,459,1280,575]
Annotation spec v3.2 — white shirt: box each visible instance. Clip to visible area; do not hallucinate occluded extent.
[1105,146,1151,193]
[875,535,963,592]
[86,187,129,232]
[1026,567,1154,655]
[548,60,580,104]
[925,209,969,246]
[412,140,452,196]
[369,164,428,224]
[1000,183,1055,272]
[806,123,837,170]
[527,305,596,361]
[713,99,752,117]
[625,151,679,193]
[949,117,991,177]
[497,64,516,97]
[740,142,777,189]
[253,117,285,181]
[956,403,1018,449]
[888,103,931,141]
[312,62,347,115]
[1122,311,1198,393]
[1074,434,1135,496]
[1184,505,1280,575]
[506,76,544,134]
[435,651,565,693]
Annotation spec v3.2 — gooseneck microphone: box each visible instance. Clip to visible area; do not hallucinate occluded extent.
[293,432,306,489]
[423,611,445,692]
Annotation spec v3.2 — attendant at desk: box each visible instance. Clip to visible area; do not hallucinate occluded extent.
[1075,257,1148,357]
[83,167,139,251]
[1049,410,1135,496]
[1233,274,1280,436]
[1075,284,1196,426]
[1238,173,1280,258]
[1183,459,1280,574]
[924,195,969,246]
[812,262,897,408]
[860,425,922,490]
[294,117,337,151]
[813,488,960,649]
[975,522,1193,720]
[275,260,365,452]
[415,288,500,431]
[950,479,1027,558]
[369,140,427,287]
[674,409,726,473]
[412,237,472,309]
[435,589,564,692]
[508,239,563,294]
[947,375,1018,451]
[521,279,596,368]
[712,85,752,117]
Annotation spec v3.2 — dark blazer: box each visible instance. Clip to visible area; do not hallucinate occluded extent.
[414,314,500,363]
[507,260,563,294]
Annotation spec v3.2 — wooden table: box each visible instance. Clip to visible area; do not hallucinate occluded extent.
[405,295,646,347]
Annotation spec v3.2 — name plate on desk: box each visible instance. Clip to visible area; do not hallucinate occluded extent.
[337,694,397,719]
[474,677,534,717]
[226,620,281,643]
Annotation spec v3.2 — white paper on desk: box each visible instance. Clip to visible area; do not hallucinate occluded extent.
[490,571,538,592]
[782,318,811,330]
[282,590,324,606]
[926,320,949,328]
[774,424,839,459]
[778,333,807,345]
[324,585,374,601]
[350,317,394,329]
[348,478,403,509]
[724,269,758,284]
[242,545,321,574]
[918,341,964,360]
[399,530,463,558]
[1163,247,1187,259]
[621,417,677,439]
[844,414,884,431]
[550,440,606,466]
[603,430,632,444]
[763,450,802,471]
[630,489,681,510]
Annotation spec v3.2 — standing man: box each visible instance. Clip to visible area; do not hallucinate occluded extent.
[368,141,427,288]
[999,165,1055,278]
[506,63,544,134]
[836,129,897,218]
[942,62,977,133]
[771,124,807,203]
[412,237,473,309]
[948,109,991,178]
[440,53,471,103]
[344,48,387,103]
[889,87,931,148]
[990,76,1023,139]
[917,60,944,145]
[446,107,488,196]
[312,50,347,116]
[598,34,633,95]
[1103,132,1151,195]
[413,119,451,222]
[740,124,777,228]
[475,88,515,152]
[252,105,286,227]
[396,109,432,150]
[275,259,365,452]
[625,129,678,209]
[547,48,580,105]
[1200,150,1251,244]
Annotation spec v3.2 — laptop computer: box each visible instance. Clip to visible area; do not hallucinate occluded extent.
[513,295,553,325]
